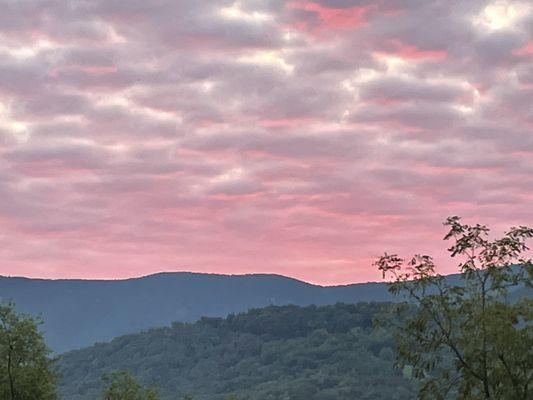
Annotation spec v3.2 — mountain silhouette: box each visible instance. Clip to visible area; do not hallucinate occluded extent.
[0,272,394,353]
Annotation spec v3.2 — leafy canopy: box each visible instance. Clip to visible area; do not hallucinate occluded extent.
[375,216,533,400]
[58,303,414,400]
[0,301,58,400]
[102,371,159,400]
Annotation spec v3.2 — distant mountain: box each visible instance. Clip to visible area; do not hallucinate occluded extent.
[0,272,395,353]
[2,269,529,354]
[57,303,416,400]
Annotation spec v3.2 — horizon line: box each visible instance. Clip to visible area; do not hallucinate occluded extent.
[0,270,391,288]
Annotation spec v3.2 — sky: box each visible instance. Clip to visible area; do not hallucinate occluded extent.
[0,0,532,285]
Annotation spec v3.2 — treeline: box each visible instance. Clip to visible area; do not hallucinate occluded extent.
[58,302,414,400]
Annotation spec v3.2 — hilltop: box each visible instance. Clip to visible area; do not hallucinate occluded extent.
[0,272,393,352]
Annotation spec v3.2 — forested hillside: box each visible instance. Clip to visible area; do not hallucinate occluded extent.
[0,273,394,352]
[58,303,415,400]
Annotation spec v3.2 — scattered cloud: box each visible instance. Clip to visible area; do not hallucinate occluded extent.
[0,0,531,284]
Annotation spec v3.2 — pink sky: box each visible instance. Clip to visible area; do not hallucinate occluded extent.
[0,0,532,285]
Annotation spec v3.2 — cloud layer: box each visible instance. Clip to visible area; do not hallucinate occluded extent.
[0,0,532,284]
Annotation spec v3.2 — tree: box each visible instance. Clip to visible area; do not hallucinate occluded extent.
[0,301,57,400]
[102,371,159,400]
[375,216,533,400]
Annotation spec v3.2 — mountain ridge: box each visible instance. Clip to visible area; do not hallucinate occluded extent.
[0,270,383,287]
[1,269,529,355]
[0,271,393,353]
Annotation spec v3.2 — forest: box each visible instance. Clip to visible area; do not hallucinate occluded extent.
[57,302,415,400]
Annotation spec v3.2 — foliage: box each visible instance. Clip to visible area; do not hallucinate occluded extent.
[102,371,159,400]
[58,303,415,400]
[0,301,58,400]
[375,216,533,400]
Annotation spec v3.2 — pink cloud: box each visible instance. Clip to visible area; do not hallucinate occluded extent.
[288,1,373,34]
[513,41,533,56]
[376,39,447,60]
[0,0,531,285]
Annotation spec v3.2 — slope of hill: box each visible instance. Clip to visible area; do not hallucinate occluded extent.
[0,272,393,353]
[57,303,416,400]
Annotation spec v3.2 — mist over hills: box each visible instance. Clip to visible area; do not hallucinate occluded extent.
[0,272,395,353]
